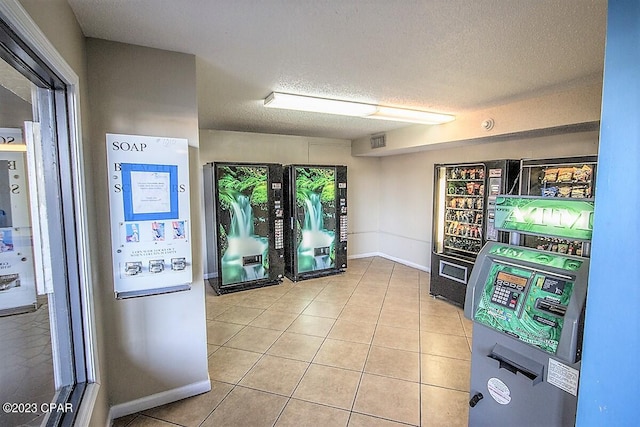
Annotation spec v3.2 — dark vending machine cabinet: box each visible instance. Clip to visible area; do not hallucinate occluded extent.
[283,165,347,281]
[208,162,284,294]
[430,159,520,306]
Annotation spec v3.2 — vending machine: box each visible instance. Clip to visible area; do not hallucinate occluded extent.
[283,165,347,281]
[464,196,593,426]
[430,160,520,306]
[204,162,285,294]
[520,156,597,257]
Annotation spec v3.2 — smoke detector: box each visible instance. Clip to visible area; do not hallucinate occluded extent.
[481,118,495,131]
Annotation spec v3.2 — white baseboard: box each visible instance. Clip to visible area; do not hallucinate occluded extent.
[348,252,430,273]
[108,378,211,423]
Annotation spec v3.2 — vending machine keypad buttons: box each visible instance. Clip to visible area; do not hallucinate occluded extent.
[274,219,284,249]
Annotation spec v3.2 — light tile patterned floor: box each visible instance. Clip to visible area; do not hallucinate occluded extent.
[114,257,472,427]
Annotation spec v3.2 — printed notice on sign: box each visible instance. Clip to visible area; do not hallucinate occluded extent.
[548,358,579,396]
[131,171,171,214]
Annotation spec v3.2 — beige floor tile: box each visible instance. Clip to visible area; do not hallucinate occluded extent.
[249,310,299,330]
[111,414,137,427]
[302,300,345,319]
[207,344,220,356]
[421,331,471,360]
[348,292,386,308]
[378,306,420,330]
[208,347,261,384]
[347,412,409,426]
[214,306,265,325]
[287,314,335,337]
[292,364,361,410]
[205,300,232,319]
[283,285,323,300]
[201,386,288,427]
[421,299,463,318]
[239,354,309,396]
[421,353,471,392]
[267,332,324,362]
[142,380,233,426]
[236,293,280,309]
[269,297,312,314]
[206,321,244,345]
[275,398,350,427]
[339,303,382,324]
[421,384,469,427]
[313,292,352,306]
[372,324,420,352]
[224,326,282,353]
[353,373,420,425]
[382,296,421,313]
[313,338,369,371]
[461,315,473,338]
[328,319,376,344]
[364,345,420,382]
[420,313,466,336]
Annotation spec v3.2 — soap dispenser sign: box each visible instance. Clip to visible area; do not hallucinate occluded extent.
[106,134,192,298]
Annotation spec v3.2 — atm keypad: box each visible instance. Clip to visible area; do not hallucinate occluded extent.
[491,286,520,309]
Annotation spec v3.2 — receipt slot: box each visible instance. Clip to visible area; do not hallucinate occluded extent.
[464,196,593,426]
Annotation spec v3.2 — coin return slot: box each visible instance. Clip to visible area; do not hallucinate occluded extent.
[149,260,164,273]
[171,257,187,271]
[125,262,142,276]
[242,255,262,266]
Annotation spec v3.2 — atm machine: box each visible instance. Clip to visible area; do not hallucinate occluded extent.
[464,196,593,426]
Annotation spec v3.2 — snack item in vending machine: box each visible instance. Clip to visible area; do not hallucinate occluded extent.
[543,168,559,182]
[557,167,575,182]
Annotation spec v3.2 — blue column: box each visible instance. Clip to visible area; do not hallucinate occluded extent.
[577,1,640,425]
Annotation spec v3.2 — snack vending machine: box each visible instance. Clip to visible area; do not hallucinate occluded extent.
[520,156,597,257]
[464,196,593,426]
[430,160,519,306]
[283,165,347,281]
[204,162,285,294]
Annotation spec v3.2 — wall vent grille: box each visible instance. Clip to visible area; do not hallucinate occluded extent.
[370,134,386,149]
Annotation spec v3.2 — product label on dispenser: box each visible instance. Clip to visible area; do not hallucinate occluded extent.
[548,358,579,396]
[487,377,511,405]
[107,134,192,296]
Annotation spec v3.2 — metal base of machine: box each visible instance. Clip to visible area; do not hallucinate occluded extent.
[285,268,344,282]
[208,277,283,295]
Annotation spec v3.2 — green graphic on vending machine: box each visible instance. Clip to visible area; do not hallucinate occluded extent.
[475,262,574,354]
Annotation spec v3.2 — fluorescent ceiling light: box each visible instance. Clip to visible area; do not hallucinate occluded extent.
[264,92,377,116]
[264,92,455,125]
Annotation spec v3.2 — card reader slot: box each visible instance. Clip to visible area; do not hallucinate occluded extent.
[488,344,544,385]
[535,298,567,317]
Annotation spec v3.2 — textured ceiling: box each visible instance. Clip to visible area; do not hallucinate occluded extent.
[66,0,607,140]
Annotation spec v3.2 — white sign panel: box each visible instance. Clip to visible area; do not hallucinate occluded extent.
[0,135,37,312]
[106,134,192,297]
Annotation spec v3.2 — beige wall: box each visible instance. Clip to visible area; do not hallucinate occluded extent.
[199,130,382,275]
[352,83,601,156]
[377,130,599,269]
[86,38,209,415]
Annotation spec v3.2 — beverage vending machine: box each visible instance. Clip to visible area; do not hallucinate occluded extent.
[430,160,520,306]
[283,165,347,281]
[204,162,285,294]
[464,196,593,426]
